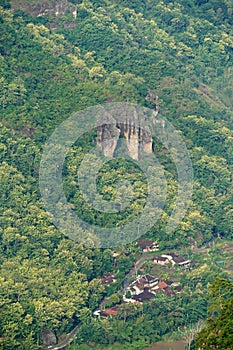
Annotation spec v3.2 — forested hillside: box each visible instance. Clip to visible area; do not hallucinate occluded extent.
[195,278,233,350]
[0,0,232,349]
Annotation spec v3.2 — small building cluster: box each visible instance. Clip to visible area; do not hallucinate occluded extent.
[123,274,182,303]
[135,238,159,253]
[95,250,190,319]
[94,273,184,318]
[153,253,191,268]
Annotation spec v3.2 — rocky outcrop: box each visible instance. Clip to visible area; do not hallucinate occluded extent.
[96,115,120,157]
[41,328,57,347]
[10,0,77,29]
[96,106,153,161]
[96,94,161,160]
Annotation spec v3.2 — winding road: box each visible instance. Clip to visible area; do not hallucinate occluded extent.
[40,254,153,349]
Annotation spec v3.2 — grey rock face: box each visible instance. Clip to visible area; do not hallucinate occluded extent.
[10,0,77,29]
[96,107,153,160]
[41,328,57,346]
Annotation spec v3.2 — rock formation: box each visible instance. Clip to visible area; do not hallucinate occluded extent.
[10,0,77,30]
[41,328,57,347]
[96,121,120,158]
[96,103,155,161]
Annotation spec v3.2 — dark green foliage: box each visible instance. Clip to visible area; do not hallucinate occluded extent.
[195,278,233,350]
[0,0,10,9]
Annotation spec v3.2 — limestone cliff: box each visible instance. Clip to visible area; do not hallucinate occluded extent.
[96,106,153,161]
[96,119,120,158]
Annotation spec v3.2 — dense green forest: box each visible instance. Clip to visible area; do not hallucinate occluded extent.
[0,0,232,349]
[195,278,233,350]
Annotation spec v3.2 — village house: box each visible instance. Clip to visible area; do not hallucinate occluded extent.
[153,253,191,268]
[132,289,155,302]
[169,253,192,268]
[130,274,159,289]
[177,259,192,268]
[157,281,169,290]
[153,256,170,265]
[150,280,168,293]
[123,294,143,304]
[93,307,118,318]
[135,238,159,253]
[125,274,159,298]
[100,272,116,285]
[128,284,143,296]
[151,281,176,297]
[161,254,175,262]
